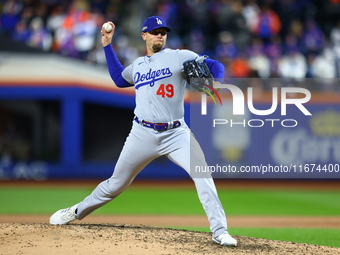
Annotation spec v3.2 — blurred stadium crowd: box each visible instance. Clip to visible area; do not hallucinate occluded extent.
[1,0,340,91]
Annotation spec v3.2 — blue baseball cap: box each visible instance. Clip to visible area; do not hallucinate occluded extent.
[141,16,171,33]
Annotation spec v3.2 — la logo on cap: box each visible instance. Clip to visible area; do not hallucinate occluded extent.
[156,18,162,25]
[141,16,171,32]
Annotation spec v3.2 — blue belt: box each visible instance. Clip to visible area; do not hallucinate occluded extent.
[134,116,181,131]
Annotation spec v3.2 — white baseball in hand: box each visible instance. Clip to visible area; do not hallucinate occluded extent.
[102,22,112,33]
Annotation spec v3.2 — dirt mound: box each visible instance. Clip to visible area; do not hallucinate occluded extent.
[1,223,340,255]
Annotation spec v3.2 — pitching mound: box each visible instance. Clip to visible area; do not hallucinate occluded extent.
[1,223,340,255]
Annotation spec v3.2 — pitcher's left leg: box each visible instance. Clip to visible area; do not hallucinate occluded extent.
[165,127,227,237]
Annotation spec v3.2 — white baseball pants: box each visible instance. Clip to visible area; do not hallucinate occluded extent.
[76,119,228,236]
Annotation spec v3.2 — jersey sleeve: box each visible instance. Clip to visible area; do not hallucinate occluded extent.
[121,64,134,84]
[178,49,199,64]
[104,45,133,87]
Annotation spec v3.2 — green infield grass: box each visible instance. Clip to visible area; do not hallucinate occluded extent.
[0,187,339,216]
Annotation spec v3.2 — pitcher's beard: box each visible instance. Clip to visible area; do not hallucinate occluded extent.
[152,43,163,53]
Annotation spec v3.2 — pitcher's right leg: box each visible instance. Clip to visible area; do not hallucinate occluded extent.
[76,122,159,219]
[50,121,159,223]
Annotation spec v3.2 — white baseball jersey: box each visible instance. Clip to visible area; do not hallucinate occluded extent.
[122,48,197,123]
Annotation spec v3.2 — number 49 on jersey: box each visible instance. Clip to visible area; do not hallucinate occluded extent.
[156,84,174,98]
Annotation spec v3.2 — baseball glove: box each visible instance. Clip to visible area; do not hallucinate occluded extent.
[183,56,222,105]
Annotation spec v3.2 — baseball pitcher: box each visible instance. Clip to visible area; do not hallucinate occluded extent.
[50,16,237,247]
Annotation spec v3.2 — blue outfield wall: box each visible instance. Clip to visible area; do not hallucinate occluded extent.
[191,100,340,179]
[0,162,190,181]
[248,104,340,178]
[0,85,190,181]
[1,85,340,180]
